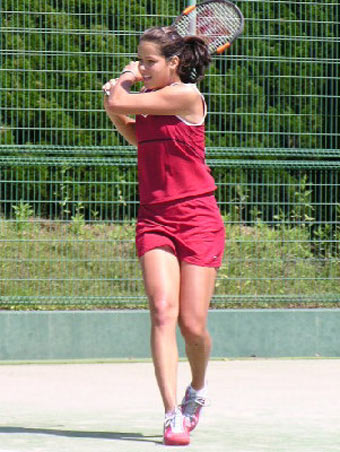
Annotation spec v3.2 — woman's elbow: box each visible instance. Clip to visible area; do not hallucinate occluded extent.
[103,92,120,110]
[105,97,120,112]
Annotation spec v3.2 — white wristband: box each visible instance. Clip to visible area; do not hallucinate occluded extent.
[121,69,137,77]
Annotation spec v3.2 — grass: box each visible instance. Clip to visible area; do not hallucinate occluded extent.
[0,217,339,310]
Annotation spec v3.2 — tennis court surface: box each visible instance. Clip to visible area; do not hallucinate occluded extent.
[1,359,339,452]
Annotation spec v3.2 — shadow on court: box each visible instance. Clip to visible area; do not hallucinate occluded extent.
[0,426,162,444]
[0,359,340,451]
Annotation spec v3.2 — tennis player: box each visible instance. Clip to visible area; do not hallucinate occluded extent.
[103,26,225,446]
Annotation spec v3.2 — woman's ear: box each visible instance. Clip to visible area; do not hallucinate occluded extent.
[168,55,180,70]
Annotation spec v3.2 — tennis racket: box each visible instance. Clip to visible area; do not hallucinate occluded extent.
[172,0,244,55]
[103,0,243,95]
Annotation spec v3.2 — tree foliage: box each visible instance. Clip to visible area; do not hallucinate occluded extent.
[0,0,339,229]
[1,0,338,149]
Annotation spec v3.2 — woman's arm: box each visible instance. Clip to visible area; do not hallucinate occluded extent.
[103,77,137,146]
[104,101,137,146]
[104,70,200,117]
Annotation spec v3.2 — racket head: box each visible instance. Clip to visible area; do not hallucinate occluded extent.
[173,0,244,54]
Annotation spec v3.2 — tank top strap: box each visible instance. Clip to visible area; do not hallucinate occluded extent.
[170,82,207,126]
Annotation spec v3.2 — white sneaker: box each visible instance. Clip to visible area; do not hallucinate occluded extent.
[163,407,190,446]
[181,385,209,432]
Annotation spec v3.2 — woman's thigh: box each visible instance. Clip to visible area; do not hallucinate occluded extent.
[178,262,217,332]
[140,247,181,322]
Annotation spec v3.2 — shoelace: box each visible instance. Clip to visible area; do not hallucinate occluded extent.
[181,395,209,417]
[164,409,184,432]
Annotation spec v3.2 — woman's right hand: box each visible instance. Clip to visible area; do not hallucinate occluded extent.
[102,78,118,96]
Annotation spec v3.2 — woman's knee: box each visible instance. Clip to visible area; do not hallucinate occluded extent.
[178,316,208,343]
[149,295,178,328]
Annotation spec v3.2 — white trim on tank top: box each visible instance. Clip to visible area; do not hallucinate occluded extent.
[171,83,207,126]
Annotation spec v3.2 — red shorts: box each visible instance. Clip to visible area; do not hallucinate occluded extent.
[136,194,225,267]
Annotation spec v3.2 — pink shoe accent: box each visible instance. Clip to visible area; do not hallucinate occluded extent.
[163,409,190,446]
[181,386,208,432]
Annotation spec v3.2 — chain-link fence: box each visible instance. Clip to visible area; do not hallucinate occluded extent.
[0,0,339,307]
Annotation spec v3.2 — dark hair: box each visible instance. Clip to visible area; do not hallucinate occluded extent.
[139,27,211,83]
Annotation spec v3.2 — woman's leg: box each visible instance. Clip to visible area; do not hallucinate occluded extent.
[140,247,181,413]
[178,263,217,390]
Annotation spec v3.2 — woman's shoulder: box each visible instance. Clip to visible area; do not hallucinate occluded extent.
[140,83,200,97]
[164,83,202,103]
[170,82,200,93]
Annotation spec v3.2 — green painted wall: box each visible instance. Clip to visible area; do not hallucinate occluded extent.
[0,310,339,362]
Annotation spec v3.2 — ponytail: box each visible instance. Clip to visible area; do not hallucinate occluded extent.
[177,36,211,83]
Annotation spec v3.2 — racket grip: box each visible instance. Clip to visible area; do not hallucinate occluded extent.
[216,42,231,54]
[183,5,196,15]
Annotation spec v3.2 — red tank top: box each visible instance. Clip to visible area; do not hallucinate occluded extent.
[135,108,216,205]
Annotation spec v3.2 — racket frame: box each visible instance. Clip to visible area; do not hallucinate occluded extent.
[173,0,244,54]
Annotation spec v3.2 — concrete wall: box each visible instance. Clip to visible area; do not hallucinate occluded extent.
[0,309,339,362]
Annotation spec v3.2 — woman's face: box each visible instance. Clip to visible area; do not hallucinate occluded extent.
[137,40,179,90]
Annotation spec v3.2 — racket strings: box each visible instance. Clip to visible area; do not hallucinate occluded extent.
[197,4,241,37]
[175,2,243,52]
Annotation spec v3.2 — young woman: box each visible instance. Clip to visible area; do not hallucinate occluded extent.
[103,27,225,446]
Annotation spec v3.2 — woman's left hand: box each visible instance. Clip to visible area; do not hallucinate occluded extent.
[121,61,143,82]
